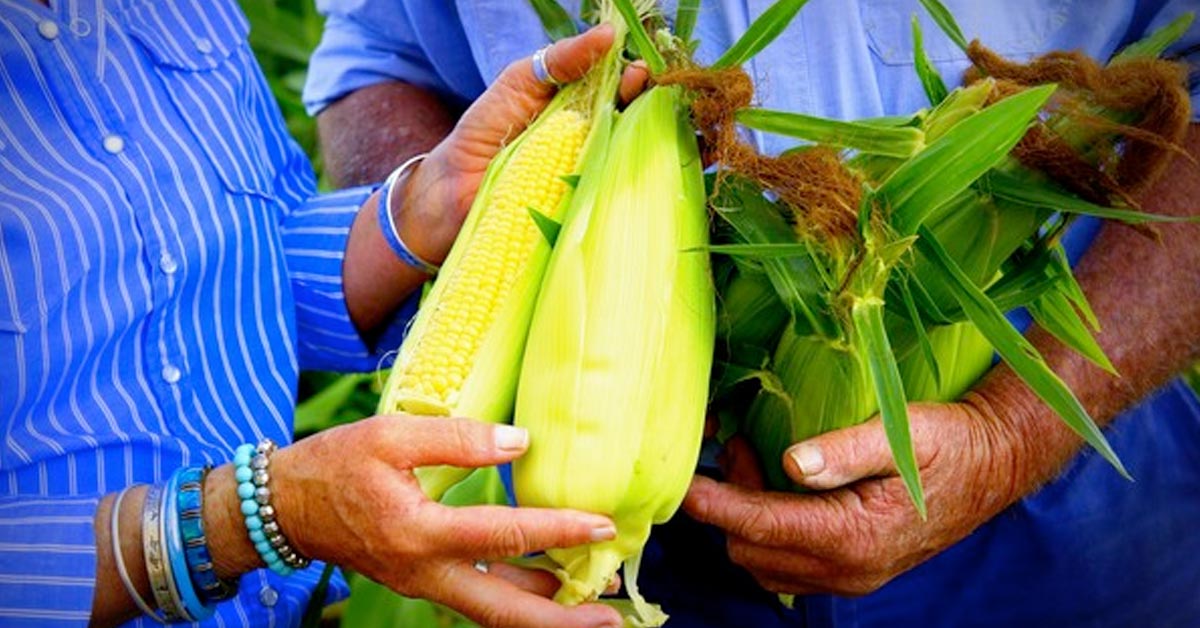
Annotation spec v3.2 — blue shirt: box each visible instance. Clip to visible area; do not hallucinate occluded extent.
[304,1,1200,627]
[0,0,417,624]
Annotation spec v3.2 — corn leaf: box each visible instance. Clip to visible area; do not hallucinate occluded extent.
[714,181,838,338]
[914,225,1130,478]
[527,207,562,246]
[528,0,579,40]
[917,0,968,54]
[1047,245,1100,330]
[911,14,948,105]
[983,170,1200,224]
[702,242,819,258]
[1110,12,1195,63]
[1028,286,1118,375]
[852,299,926,518]
[736,109,926,157]
[580,0,600,24]
[883,85,1055,235]
[712,0,810,69]
[897,271,942,390]
[613,0,666,73]
[674,0,701,44]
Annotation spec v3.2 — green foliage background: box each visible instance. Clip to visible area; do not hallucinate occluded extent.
[238,1,477,625]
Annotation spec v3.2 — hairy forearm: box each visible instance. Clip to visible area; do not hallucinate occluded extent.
[318,81,458,189]
[974,123,1200,496]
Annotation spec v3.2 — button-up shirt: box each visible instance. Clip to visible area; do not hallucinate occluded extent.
[0,0,415,623]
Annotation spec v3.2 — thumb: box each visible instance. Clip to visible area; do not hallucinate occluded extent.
[782,417,895,490]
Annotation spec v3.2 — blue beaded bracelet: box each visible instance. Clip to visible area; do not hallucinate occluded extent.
[235,440,310,575]
[164,467,210,621]
[377,153,440,275]
[175,466,239,605]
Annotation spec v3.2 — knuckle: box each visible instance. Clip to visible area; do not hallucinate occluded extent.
[489,520,533,556]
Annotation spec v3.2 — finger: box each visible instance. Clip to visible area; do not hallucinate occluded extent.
[434,563,623,628]
[485,562,563,598]
[376,416,531,469]
[495,23,616,100]
[719,435,766,491]
[420,504,616,559]
[618,60,651,105]
[782,417,897,490]
[683,475,841,548]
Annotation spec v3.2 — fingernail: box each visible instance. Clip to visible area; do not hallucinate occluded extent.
[494,425,529,451]
[590,524,617,542]
[789,443,825,477]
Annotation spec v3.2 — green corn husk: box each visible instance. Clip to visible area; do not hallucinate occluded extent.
[513,84,714,627]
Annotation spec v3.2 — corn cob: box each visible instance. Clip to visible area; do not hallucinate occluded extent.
[377,19,628,500]
[513,85,714,627]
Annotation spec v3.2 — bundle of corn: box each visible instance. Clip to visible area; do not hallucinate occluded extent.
[375,2,634,500]
[709,3,1196,509]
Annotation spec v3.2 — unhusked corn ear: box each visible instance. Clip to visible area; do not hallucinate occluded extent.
[513,85,714,628]
[387,110,588,412]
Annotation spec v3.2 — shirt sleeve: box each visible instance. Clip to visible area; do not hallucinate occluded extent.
[0,496,99,624]
[279,185,420,374]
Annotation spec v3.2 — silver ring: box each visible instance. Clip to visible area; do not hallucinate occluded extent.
[473,559,489,574]
[531,45,563,87]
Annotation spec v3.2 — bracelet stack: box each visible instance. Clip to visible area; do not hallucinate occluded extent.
[109,439,311,622]
[234,438,311,575]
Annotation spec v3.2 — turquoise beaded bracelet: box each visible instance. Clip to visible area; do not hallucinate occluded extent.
[235,439,311,575]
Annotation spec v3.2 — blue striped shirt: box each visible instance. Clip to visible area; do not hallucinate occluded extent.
[0,0,414,624]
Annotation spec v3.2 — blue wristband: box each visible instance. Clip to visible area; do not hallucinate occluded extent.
[165,468,212,621]
[176,466,239,605]
[377,153,440,275]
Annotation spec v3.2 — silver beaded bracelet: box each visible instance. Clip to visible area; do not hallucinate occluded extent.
[236,439,311,575]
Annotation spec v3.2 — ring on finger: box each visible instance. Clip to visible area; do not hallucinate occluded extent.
[531,45,564,87]
[473,559,489,574]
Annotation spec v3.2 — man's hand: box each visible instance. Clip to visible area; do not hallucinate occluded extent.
[684,397,1025,596]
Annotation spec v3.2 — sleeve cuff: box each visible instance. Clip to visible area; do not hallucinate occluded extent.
[0,496,100,622]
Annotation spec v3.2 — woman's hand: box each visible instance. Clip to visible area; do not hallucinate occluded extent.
[395,24,649,266]
[208,416,622,628]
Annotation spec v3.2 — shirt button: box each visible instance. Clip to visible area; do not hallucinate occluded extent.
[159,253,178,275]
[258,586,278,607]
[37,20,60,40]
[102,135,125,155]
[195,38,213,54]
[161,364,182,384]
[70,18,92,37]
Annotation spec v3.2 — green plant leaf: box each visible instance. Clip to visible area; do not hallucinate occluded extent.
[713,179,838,339]
[917,0,969,54]
[898,271,942,390]
[883,84,1055,235]
[527,207,562,246]
[298,563,336,628]
[911,14,948,104]
[983,170,1200,224]
[700,242,818,258]
[528,0,579,41]
[559,173,581,188]
[712,0,810,69]
[736,108,925,157]
[674,0,701,43]
[915,225,1129,478]
[1110,12,1195,63]
[613,0,667,73]
[1028,286,1118,375]
[293,373,370,434]
[852,298,926,517]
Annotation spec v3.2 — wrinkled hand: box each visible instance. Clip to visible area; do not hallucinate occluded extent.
[271,416,622,628]
[397,24,650,265]
[684,397,1028,596]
